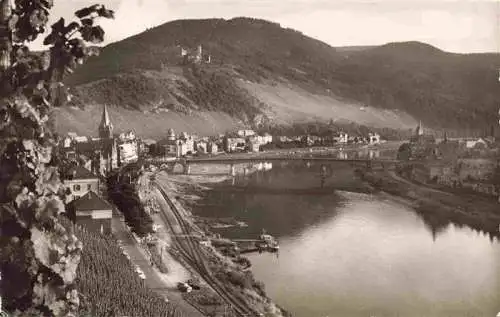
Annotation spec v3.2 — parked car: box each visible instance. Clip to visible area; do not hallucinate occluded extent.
[187,278,201,290]
[135,266,146,280]
[177,282,192,293]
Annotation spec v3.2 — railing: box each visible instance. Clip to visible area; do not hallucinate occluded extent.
[186,156,400,164]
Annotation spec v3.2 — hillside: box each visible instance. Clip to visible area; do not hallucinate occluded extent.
[59,17,500,138]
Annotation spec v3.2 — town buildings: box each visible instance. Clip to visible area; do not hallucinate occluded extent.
[368,132,381,145]
[159,129,196,157]
[237,129,256,138]
[406,122,437,160]
[207,141,218,154]
[118,130,139,164]
[333,131,349,144]
[60,105,140,176]
[224,136,247,153]
[462,138,488,149]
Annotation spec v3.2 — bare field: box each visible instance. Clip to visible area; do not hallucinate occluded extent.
[57,77,418,139]
[240,81,419,129]
[54,106,244,139]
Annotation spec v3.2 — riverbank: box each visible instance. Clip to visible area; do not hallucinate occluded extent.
[140,170,290,317]
[356,168,500,238]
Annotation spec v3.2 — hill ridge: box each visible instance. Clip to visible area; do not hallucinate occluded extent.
[60,17,500,138]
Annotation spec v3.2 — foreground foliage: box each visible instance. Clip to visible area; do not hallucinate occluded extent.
[0,2,113,315]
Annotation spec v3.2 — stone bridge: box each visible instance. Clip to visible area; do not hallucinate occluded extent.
[143,156,400,176]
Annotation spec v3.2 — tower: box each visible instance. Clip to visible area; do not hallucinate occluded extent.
[415,120,424,136]
[195,44,202,63]
[99,104,113,139]
[167,128,176,141]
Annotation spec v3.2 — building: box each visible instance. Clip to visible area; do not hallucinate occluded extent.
[237,129,256,138]
[301,135,315,147]
[410,162,453,184]
[181,44,211,64]
[117,131,139,164]
[333,131,349,144]
[261,133,273,144]
[179,132,195,155]
[462,138,488,149]
[118,142,138,163]
[63,105,119,176]
[224,136,246,153]
[207,142,218,154]
[368,132,381,145]
[196,140,208,154]
[456,158,497,181]
[140,139,157,155]
[159,129,196,158]
[62,165,100,204]
[98,104,113,139]
[247,136,261,152]
[63,136,73,148]
[408,122,436,160]
[70,191,113,235]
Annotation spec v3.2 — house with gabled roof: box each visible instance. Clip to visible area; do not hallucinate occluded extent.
[69,191,113,235]
[62,165,100,204]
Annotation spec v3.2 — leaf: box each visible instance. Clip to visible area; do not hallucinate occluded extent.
[43,32,56,46]
[74,7,92,19]
[64,22,80,35]
[8,14,19,30]
[39,0,54,9]
[80,25,104,44]
[97,7,115,19]
[80,18,93,27]
[74,5,103,19]
[50,18,65,34]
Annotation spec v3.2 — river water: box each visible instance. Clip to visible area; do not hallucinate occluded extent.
[192,160,500,317]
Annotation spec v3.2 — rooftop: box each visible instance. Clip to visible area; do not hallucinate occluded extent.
[66,165,98,180]
[73,191,112,212]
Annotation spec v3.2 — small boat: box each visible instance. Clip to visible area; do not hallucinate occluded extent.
[236,221,248,228]
[211,223,233,229]
[258,229,279,252]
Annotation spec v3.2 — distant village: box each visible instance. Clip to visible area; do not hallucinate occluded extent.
[396,121,500,199]
[59,105,385,175]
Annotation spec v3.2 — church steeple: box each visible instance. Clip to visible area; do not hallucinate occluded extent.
[99,104,113,139]
[416,120,424,136]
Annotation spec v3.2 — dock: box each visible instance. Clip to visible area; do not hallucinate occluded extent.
[232,231,279,254]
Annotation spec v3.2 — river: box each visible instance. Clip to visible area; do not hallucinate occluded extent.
[192,160,500,317]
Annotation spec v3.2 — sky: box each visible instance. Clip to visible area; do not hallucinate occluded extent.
[29,0,500,53]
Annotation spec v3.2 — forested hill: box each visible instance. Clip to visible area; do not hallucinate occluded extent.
[60,17,500,138]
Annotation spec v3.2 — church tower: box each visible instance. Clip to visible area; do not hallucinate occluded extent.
[99,104,113,139]
[415,120,424,136]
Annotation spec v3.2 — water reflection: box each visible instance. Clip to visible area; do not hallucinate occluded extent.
[245,192,500,317]
[193,161,500,317]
